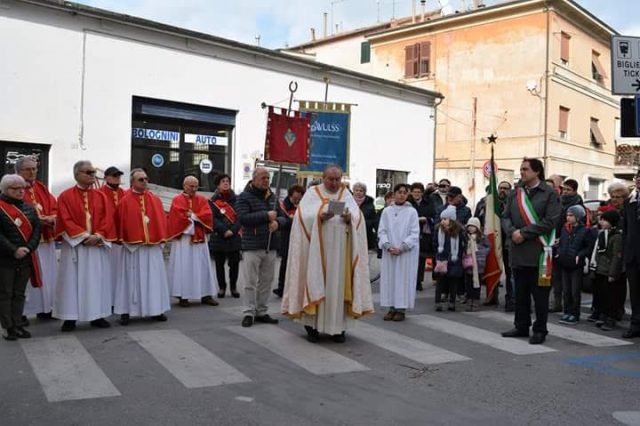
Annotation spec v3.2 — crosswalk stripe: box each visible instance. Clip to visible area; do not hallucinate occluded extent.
[349,321,470,365]
[21,336,121,402]
[227,325,369,375]
[411,314,556,355]
[469,311,633,347]
[128,330,250,388]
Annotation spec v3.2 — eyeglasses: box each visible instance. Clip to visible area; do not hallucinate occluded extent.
[8,186,25,191]
[438,184,450,188]
[498,187,510,191]
[80,170,96,176]
[136,177,149,182]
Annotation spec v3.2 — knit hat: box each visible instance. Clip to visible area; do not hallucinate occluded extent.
[440,205,457,221]
[597,204,616,214]
[567,205,586,221]
[600,209,620,227]
[466,217,482,232]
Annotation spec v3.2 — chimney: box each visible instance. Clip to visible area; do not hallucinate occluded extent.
[421,0,426,21]
[323,12,328,38]
[472,0,484,8]
[310,28,316,41]
[335,23,339,34]
[412,0,416,23]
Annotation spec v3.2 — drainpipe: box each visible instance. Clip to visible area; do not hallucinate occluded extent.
[542,1,550,170]
[432,96,444,182]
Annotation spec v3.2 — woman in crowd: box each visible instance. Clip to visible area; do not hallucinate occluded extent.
[352,182,377,252]
[0,174,41,341]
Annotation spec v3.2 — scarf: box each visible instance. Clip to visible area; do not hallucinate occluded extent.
[354,193,365,206]
[589,229,608,271]
[467,233,480,288]
[438,227,459,262]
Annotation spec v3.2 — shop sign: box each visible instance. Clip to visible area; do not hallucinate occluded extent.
[132,128,180,142]
[185,133,228,146]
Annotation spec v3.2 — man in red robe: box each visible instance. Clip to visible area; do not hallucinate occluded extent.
[114,168,170,324]
[54,161,117,331]
[15,156,58,320]
[167,176,219,307]
[99,166,125,304]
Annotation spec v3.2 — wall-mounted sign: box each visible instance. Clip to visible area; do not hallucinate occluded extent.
[151,153,165,168]
[611,35,640,95]
[185,133,228,146]
[298,104,350,174]
[199,159,213,174]
[132,128,180,142]
[482,160,498,178]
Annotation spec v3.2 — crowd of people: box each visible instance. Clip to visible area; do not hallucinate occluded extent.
[1,156,639,346]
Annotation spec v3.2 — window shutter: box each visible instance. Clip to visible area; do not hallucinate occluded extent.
[591,50,607,81]
[360,41,371,64]
[560,32,570,63]
[559,107,569,133]
[419,41,431,76]
[590,118,606,145]
[404,44,418,77]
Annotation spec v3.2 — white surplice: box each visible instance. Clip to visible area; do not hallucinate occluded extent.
[53,234,113,321]
[282,184,373,335]
[168,234,217,299]
[109,244,123,303]
[377,202,420,310]
[24,241,58,315]
[114,244,170,317]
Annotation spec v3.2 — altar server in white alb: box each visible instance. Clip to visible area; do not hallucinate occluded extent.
[114,169,170,325]
[377,183,420,322]
[167,176,219,307]
[54,161,116,331]
[16,156,58,321]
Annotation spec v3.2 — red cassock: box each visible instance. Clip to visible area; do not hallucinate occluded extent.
[24,180,57,242]
[116,191,167,245]
[167,193,213,243]
[99,185,125,211]
[55,186,117,241]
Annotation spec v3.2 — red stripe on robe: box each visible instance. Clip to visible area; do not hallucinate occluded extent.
[24,180,57,242]
[116,191,167,245]
[99,185,125,211]
[167,193,213,243]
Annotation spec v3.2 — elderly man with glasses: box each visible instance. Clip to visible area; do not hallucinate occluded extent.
[0,174,41,340]
[54,161,117,332]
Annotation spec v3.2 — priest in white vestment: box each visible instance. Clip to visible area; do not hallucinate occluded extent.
[377,183,420,322]
[114,169,170,325]
[54,161,116,331]
[282,165,373,343]
[167,176,219,307]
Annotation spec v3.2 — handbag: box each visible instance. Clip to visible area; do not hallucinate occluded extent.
[434,260,448,274]
[462,254,474,270]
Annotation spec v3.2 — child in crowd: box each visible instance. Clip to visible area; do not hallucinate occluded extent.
[434,205,467,312]
[591,209,624,331]
[556,205,592,325]
[464,217,489,312]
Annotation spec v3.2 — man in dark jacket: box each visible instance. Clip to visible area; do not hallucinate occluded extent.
[428,179,451,220]
[622,171,640,339]
[410,182,435,291]
[0,174,41,340]
[237,168,286,328]
[437,186,472,226]
[501,158,561,345]
[273,184,305,298]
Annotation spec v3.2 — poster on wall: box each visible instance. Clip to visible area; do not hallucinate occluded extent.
[298,101,351,174]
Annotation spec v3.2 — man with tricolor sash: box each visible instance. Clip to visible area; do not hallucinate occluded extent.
[15,156,58,321]
[501,158,561,345]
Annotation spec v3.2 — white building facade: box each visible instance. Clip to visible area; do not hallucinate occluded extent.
[0,0,442,200]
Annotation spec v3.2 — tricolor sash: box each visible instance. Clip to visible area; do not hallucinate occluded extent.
[0,200,43,288]
[516,187,555,286]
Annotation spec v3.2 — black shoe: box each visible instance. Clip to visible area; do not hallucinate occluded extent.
[153,314,168,322]
[241,316,253,327]
[217,291,225,299]
[332,332,346,343]
[19,315,29,327]
[586,313,600,323]
[90,318,111,328]
[600,320,615,331]
[230,290,240,299]
[254,314,279,324]
[61,320,76,332]
[3,328,18,341]
[305,326,319,343]
[37,312,54,320]
[501,328,529,338]
[529,332,546,345]
[416,284,424,291]
[14,326,31,339]
[119,314,130,326]
[622,329,640,339]
[272,289,283,298]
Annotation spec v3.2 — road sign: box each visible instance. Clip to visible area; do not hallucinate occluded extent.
[482,160,498,178]
[199,159,213,174]
[611,36,640,95]
[637,95,640,137]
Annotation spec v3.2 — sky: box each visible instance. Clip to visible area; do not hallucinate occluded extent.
[74,0,640,49]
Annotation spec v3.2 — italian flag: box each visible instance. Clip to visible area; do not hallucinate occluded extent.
[483,147,504,303]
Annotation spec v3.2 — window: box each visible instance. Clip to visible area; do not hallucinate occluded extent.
[360,41,370,64]
[559,106,569,139]
[590,117,606,147]
[404,41,431,78]
[560,32,570,65]
[591,50,606,83]
[586,178,603,200]
[1,142,50,185]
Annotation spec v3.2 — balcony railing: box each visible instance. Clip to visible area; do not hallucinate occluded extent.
[615,144,640,167]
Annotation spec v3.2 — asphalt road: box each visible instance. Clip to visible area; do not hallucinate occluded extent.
[1,270,639,426]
